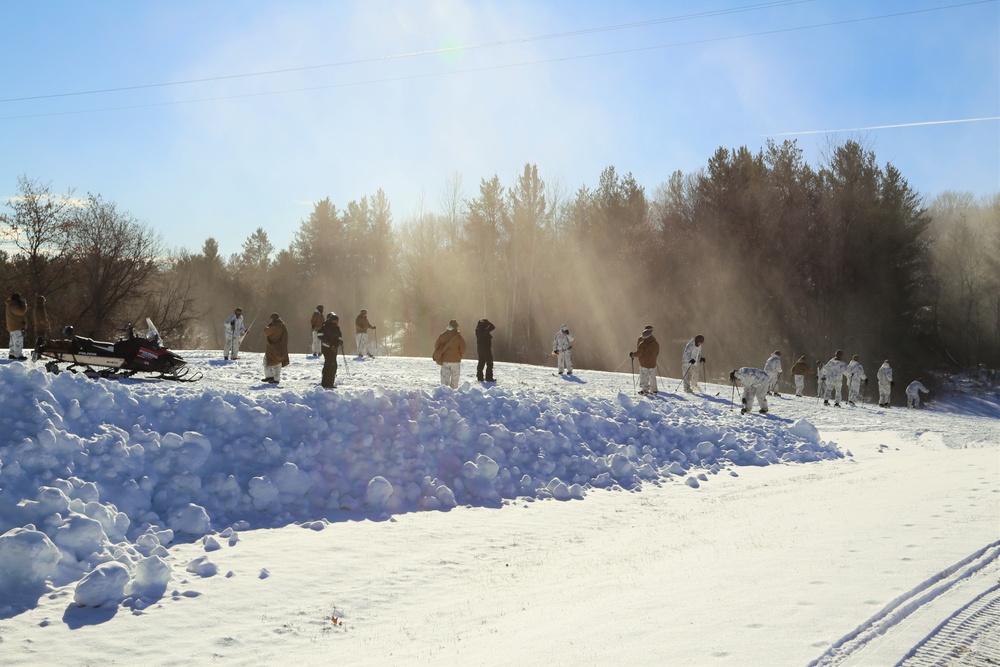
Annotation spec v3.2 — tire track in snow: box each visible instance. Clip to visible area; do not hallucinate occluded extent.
[809,539,1000,667]
[896,583,1000,666]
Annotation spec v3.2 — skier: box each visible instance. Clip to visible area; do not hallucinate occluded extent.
[816,360,826,398]
[680,334,706,393]
[355,309,376,358]
[845,355,867,406]
[790,355,814,397]
[309,305,325,357]
[876,360,894,407]
[730,367,770,415]
[224,308,247,361]
[33,294,51,345]
[764,350,782,396]
[475,318,496,383]
[630,325,659,395]
[906,378,930,408]
[262,312,289,384]
[552,324,574,376]
[317,312,343,389]
[823,350,848,407]
[433,319,466,388]
[4,292,27,360]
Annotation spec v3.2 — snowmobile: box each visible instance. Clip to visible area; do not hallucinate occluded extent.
[32,318,201,382]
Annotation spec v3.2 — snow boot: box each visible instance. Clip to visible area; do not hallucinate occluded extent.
[823,399,829,406]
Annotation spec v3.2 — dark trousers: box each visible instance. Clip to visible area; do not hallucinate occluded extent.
[476,347,494,381]
[321,346,339,388]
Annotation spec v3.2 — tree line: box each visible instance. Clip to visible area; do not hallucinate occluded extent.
[3,139,998,386]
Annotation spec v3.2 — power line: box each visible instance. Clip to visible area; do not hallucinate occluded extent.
[0,0,814,103]
[772,117,1000,136]
[1,0,995,121]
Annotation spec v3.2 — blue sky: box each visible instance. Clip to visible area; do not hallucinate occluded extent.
[1,0,997,257]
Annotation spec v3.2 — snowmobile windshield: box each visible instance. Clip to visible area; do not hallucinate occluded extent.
[145,318,161,346]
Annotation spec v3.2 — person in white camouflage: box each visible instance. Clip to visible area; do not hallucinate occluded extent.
[730,367,770,415]
[845,355,867,406]
[876,360,893,407]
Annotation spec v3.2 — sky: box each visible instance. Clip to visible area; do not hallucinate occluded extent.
[1,0,997,257]
[0,351,998,664]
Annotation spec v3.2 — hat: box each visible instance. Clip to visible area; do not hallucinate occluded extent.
[642,325,653,338]
[835,349,843,359]
[269,312,280,321]
[448,319,458,330]
[235,307,243,313]
[852,354,859,360]
[561,324,568,332]
[774,350,781,356]
[327,312,338,320]
[317,305,323,311]
[694,334,704,344]
[361,309,367,314]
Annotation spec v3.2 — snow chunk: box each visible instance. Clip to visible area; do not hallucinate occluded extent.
[74,561,130,607]
[366,476,394,509]
[0,527,61,593]
[788,419,820,442]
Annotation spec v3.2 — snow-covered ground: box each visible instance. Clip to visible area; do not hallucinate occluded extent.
[0,348,997,666]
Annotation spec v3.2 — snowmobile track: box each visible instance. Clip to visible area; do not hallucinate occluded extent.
[810,540,1000,667]
[897,584,1000,667]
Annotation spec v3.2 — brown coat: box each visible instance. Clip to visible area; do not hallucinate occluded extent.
[355,313,374,334]
[634,335,660,369]
[790,356,814,376]
[5,294,27,333]
[33,295,50,334]
[263,318,290,367]
[433,329,467,364]
[310,310,324,332]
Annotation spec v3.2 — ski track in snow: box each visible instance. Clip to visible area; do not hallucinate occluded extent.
[810,540,1000,666]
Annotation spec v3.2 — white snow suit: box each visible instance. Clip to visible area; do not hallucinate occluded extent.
[224,313,246,360]
[845,360,867,404]
[824,357,848,405]
[734,367,770,414]
[906,380,929,408]
[764,353,782,394]
[553,328,574,375]
[877,362,893,406]
[681,337,703,392]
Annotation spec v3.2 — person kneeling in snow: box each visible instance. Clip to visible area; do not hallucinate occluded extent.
[906,378,930,408]
[630,325,659,395]
[730,367,770,415]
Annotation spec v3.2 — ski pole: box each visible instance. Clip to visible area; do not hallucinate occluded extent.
[341,342,352,375]
[630,355,637,394]
[730,380,737,411]
[613,354,631,372]
[676,362,693,391]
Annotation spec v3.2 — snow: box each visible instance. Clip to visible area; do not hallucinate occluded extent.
[0,350,998,665]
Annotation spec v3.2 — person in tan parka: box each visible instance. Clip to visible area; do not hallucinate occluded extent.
[433,319,467,388]
[355,309,376,358]
[309,305,324,357]
[33,294,51,342]
[630,325,660,395]
[5,292,28,360]
[262,312,290,384]
[790,355,815,397]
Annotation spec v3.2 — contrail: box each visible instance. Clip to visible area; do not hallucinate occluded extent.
[772,116,1000,136]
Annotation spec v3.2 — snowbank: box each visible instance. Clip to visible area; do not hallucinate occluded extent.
[0,359,840,610]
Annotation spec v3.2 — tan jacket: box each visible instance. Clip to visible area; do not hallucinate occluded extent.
[33,295,50,333]
[355,313,374,334]
[263,319,290,367]
[634,335,659,369]
[310,310,324,332]
[433,330,466,364]
[5,295,27,333]
[790,356,814,376]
